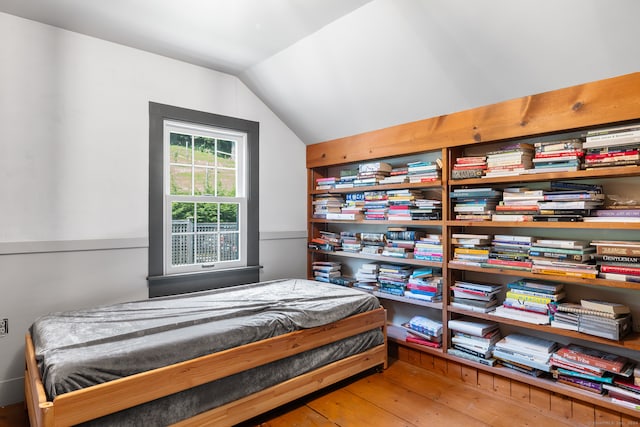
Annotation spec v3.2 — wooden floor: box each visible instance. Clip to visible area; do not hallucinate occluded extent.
[0,359,610,427]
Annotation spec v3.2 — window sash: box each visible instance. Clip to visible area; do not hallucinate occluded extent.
[163,120,247,274]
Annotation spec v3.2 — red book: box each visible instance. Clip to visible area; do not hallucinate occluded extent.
[599,265,640,276]
[534,150,584,158]
[555,345,628,374]
[585,150,639,160]
[406,336,441,348]
[495,205,540,211]
[486,259,533,269]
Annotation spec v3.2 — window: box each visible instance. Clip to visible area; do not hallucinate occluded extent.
[165,121,247,274]
[149,103,259,297]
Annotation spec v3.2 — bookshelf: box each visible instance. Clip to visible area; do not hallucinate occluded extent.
[306,72,640,420]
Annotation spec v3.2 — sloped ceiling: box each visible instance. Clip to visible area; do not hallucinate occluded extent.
[1,0,639,145]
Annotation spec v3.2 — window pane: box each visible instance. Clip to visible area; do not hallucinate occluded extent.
[220,232,239,261]
[220,203,238,228]
[196,233,218,263]
[194,136,216,166]
[217,139,236,169]
[172,234,193,266]
[171,202,195,266]
[172,202,195,222]
[194,167,215,195]
[169,133,192,164]
[196,202,218,224]
[170,165,192,195]
[217,168,236,197]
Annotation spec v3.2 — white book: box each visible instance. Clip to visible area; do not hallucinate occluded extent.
[447,318,499,337]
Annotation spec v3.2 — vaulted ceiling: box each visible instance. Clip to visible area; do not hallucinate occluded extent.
[1,0,639,144]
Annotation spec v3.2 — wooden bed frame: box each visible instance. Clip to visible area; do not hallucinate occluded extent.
[25,307,387,427]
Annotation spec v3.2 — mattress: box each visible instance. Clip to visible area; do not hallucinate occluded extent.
[30,278,384,425]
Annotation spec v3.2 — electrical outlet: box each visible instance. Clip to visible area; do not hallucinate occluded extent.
[0,318,7,336]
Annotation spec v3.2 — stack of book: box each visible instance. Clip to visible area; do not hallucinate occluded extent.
[449,233,492,267]
[334,169,358,189]
[450,188,502,221]
[382,227,423,258]
[407,160,441,183]
[353,262,379,291]
[386,189,423,221]
[535,186,604,222]
[550,344,633,395]
[483,142,534,178]
[413,234,443,262]
[315,176,336,190]
[605,378,640,410]
[404,267,442,302]
[451,155,487,180]
[377,263,412,296]
[336,192,365,220]
[403,315,442,348]
[551,299,632,340]
[492,333,558,376]
[492,187,543,222]
[360,232,386,255]
[379,165,408,185]
[312,261,342,282]
[484,234,533,271]
[448,318,501,366]
[591,240,640,282]
[529,238,597,279]
[449,280,501,313]
[530,138,584,173]
[411,193,442,220]
[583,124,640,169]
[492,279,564,325]
[362,191,389,220]
[308,230,341,252]
[354,161,392,186]
[339,231,361,253]
[312,193,344,219]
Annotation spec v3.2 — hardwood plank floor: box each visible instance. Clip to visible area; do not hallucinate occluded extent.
[0,359,603,426]
[241,359,579,427]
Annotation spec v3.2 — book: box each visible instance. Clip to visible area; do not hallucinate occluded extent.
[447,318,499,336]
[554,344,629,374]
[579,299,630,315]
[447,348,497,367]
[553,302,618,319]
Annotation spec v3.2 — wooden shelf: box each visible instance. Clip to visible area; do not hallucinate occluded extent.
[449,165,640,186]
[447,263,640,290]
[311,249,443,268]
[446,220,640,229]
[311,180,442,195]
[310,218,444,226]
[447,306,640,351]
[374,291,442,310]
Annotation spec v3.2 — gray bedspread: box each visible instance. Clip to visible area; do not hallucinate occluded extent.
[30,278,384,425]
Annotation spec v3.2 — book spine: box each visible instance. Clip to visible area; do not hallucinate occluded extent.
[505,291,553,304]
[596,246,640,257]
[599,265,640,275]
[556,350,622,373]
[594,254,640,264]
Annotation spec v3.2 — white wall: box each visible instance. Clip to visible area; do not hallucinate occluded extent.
[0,12,307,405]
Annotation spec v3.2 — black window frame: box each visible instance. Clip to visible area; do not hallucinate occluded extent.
[148,102,259,297]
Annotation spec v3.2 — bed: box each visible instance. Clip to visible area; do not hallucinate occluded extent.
[24,278,387,427]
